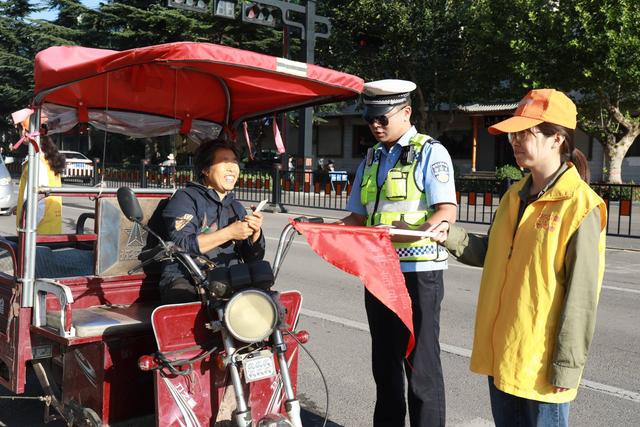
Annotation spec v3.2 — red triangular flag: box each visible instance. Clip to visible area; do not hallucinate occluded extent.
[243,122,254,160]
[273,115,286,154]
[292,220,414,357]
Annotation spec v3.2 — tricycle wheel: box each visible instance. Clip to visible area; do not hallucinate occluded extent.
[73,407,102,427]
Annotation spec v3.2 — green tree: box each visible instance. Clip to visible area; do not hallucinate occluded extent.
[318,0,514,133]
[320,0,451,131]
[491,0,640,183]
[0,0,83,141]
[0,0,40,140]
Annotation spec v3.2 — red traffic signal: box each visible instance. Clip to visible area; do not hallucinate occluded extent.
[242,2,276,27]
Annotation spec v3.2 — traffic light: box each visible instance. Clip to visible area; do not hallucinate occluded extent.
[354,33,383,50]
[242,2,277,27]
[214,0,236,19]
[167,0,208,14]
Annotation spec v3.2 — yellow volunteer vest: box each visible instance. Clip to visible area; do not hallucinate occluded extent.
[16,156,62,234]
[471,164,606,403]
[360,134,447,262]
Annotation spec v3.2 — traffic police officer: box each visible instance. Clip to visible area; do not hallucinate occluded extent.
[340,79,457,427]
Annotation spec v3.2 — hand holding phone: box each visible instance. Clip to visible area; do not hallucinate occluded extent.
[252,199,268,213]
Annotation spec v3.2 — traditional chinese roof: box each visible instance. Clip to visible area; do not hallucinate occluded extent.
[457,103,518,113]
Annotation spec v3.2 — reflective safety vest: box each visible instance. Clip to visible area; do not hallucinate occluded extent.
[360,133,447,262]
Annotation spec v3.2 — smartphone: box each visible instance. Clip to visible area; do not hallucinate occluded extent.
[253,199,268,213]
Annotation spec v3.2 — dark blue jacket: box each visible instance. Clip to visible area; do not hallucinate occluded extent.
[160,181,265,287]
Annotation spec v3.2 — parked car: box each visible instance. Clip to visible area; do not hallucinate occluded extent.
[60,150,94,183]
[0,155,17,215]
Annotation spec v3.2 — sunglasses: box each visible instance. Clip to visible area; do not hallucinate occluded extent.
[364,107,404,126]
[507,128,539,143]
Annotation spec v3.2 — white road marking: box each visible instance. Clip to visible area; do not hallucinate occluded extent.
[581,380,640,403]
[602,285,640,295]
[302,308,369,332]
[447,262,640,295]
[301,308,640,404]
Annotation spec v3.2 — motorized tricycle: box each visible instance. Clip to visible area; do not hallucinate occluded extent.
[117,186,324,427]
[0,42,363,426]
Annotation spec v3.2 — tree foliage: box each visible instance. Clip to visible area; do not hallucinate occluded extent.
[487,0,640,182]
[320,0,510,131]
[1,0,639,181]
[0,0,82,139]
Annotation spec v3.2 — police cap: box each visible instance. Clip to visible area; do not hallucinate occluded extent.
[362,79,417,118]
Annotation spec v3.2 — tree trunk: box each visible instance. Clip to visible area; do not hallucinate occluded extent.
[604,130,639,183]
[600,98,640,183]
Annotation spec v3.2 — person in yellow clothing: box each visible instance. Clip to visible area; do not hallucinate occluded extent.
[430,89,606,427]
[16,135,65,234]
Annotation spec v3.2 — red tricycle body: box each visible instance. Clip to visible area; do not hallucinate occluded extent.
[1,41,362,426]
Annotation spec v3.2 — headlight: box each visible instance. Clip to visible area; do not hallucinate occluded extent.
[0,177,11,185]
[224,290,277,343]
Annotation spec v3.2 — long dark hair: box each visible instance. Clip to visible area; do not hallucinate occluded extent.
[40,135,66,176]
[536,123,590,183]
[193,138,240,181]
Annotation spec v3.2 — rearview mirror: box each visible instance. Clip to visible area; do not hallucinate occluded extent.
[117,187,143,223]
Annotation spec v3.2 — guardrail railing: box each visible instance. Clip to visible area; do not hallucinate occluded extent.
[10,161,637,238]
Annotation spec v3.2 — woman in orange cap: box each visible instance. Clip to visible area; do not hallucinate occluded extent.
[430,89,607,426]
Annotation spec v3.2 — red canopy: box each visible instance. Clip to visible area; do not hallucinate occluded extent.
[33,42,363,128]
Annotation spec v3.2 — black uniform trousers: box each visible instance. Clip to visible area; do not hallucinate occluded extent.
[364,269,445,427]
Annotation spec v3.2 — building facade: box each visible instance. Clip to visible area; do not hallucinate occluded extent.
[309,103,640,183]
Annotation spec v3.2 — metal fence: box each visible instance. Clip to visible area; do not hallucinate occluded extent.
[7,160,639,238]
[230,170,640,238]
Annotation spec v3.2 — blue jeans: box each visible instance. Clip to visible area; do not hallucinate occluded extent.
[488,377,570,427]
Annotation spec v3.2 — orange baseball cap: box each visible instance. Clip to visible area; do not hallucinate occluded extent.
[488,89,577,135]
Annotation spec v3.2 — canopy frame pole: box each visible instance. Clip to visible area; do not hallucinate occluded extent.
[214,75,231,130]
[21,108,41,307]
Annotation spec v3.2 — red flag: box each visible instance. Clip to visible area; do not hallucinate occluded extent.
[292,220,414,357]
[273,114,286,154]
[243,122,254,160]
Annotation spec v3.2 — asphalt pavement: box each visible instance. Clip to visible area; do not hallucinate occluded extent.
[0,195,638,426]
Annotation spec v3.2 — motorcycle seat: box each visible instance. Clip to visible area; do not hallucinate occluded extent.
[46,303,155,338]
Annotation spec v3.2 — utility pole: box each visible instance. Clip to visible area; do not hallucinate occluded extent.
[298,0,316,159]
[206,0,331,158]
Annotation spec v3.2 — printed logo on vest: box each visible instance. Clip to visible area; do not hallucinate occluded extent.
[431,161,450,183]
[535,213,560,232]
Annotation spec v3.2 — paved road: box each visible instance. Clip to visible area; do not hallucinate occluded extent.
[0,195,638,426]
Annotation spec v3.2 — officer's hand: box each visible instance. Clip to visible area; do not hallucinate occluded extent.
[553,387,569,393]
[225,220,254,241]
[244,212,263,242]
[427,221,450,244]
[389,220,422,243]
